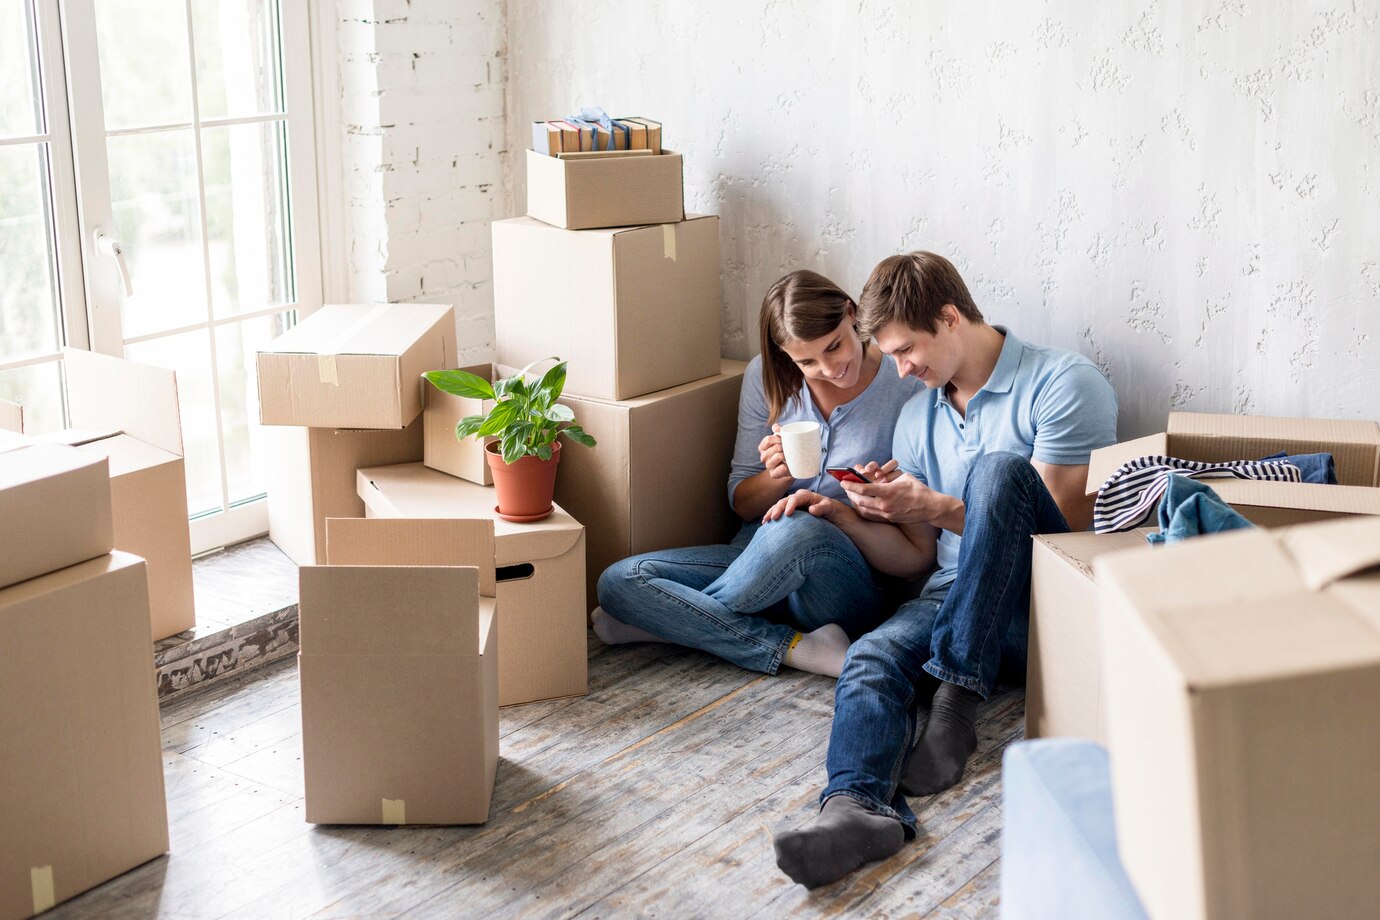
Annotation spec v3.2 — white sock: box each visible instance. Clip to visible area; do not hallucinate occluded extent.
[591,606,669,646]
[783,623,851,678]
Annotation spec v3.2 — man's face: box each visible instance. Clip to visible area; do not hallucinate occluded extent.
[874,316,958,389]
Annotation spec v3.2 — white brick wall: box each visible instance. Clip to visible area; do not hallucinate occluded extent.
[336,0,506,364]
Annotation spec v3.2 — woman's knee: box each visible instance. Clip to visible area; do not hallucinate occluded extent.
[754,509,844,554]
[597,555,655,606]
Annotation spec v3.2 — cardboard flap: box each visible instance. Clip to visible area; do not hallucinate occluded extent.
[75,433,181,477]
[1211,479,1380,515]
[299,565,479,657]
[326,517,497,596]
[1086,432,1169,495]
[1096,528,1303,611]
[63,348,183,456]
[1280,517,1380,590]
[261,304,450,358]
[1168,411,1380,486]
[0,399,21,433]
[40,427,122,447]
[477,595,497,655]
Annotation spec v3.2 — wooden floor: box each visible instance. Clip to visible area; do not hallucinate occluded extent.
[48,634,1023,919]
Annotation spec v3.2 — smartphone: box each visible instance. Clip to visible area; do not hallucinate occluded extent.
[826,466,868,483]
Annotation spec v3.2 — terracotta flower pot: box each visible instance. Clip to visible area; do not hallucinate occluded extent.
[485,440,560,523]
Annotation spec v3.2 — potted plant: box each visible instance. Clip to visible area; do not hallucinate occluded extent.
[423,358,595,523]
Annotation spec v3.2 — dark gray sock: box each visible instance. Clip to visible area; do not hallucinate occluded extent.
[899,680,980,796]
[773,795,905,889]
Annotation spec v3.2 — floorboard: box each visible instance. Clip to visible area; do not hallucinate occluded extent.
[42,636,1025,919]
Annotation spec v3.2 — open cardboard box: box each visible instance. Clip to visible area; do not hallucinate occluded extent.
[493,215,721,401]
[1097,516,1380,920]
[256,304,456,429]
[525,147,684,230]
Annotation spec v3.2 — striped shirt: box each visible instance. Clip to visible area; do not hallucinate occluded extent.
[1093,455,1302,534]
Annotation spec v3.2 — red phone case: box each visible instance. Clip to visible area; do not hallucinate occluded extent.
[826,467,866,483]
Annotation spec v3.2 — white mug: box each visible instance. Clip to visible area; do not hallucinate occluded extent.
[779,421,823,479]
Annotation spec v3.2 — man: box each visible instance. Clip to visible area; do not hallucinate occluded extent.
[767,251,1118,888]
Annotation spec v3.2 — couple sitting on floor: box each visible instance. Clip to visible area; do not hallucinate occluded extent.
[590,251,1119,888]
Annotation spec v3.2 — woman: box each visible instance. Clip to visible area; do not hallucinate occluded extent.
[593,270,922,677]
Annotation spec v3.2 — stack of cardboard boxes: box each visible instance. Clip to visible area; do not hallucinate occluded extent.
[0,380,169,917]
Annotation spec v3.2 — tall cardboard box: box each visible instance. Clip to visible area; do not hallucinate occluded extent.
[493,215,721,401]
[0,441,114,590]
[1097,517,1380,920]
[525,148,685,230]
[33,349,194,641]
[299,518,499,826]
[1087,411,1380,526]
[357,462,587,705]
[263,419,423,566]
[529,360,747,610]
[256,304,456,429]
[0,552,169,919]
[421,364,497,485]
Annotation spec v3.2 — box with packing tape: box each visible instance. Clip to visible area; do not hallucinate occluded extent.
[493,215,721,402]
[1097,516,1380,920]
[356,462,587,706]
[256,304,456,429]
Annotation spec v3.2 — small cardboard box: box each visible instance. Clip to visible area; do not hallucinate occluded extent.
[298,518,499,826]
[1097,517,1380,920]
[256,304,456,429]
[357,462,587,706]
[530,359,747,610]
[0,551,169,919]
[262,419,424,566]
[1087,411,1380,526]
[1025,529,1154,744]
[0,441,113,591]
[493,215,721,401]
[525,148,684,230]
[32,350,194,641]
[421,364,497,485]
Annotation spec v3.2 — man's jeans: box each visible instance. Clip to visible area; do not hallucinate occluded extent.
[597,512,892,673]
[822,452,1071,833]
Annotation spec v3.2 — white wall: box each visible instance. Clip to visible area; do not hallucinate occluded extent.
[504,0,1380,435]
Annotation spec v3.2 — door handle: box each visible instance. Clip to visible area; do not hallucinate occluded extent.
[94,229,133,297]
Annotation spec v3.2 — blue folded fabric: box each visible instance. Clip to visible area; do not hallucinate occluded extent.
[1259,451,1338,484]
[1146,474,1254,545]
[1000,740,1149,920]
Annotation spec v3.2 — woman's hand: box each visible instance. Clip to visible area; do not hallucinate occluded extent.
[762,489,847,524]
[758,424,793,480]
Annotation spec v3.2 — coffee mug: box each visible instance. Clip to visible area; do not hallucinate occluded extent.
[779,421,822,478]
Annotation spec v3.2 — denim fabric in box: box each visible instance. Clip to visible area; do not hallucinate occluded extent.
[1000,740,1147,920]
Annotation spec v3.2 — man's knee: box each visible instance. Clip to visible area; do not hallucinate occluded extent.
[842,622,929,685]
[964,451,1038,507]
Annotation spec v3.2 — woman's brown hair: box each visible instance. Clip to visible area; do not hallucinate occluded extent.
[758,270,858,425]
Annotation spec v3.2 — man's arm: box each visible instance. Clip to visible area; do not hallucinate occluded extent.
[1032,461,1094,532]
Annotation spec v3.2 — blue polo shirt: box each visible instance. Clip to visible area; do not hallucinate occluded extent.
[729,353,922,506]
[893,327,1118,589]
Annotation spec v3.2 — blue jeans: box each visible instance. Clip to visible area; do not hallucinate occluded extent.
[822,452,1070,832]
[597,512,892,673]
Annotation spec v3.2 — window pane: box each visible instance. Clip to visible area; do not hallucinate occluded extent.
[217,311,291,504]
[94,0,192,130]
[0,0,42,138]
[191,0,283,119]
[0,361,63,434]
[124,330,222,517]
[107,129,207,338]
[203,121,292,318]
[0,144,61,361]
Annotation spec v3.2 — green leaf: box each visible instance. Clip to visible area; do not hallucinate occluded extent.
[455,415,486,440]
[562,425,597,448]
[545,403,574,423]
[536,361,568,401]
[476,400,520,436]
[424,369,494,400]
[536,445,552,461]
[505,375,529,399]
[500,427,525,464]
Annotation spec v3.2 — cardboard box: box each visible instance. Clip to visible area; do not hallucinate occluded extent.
[31,350,194,641]
[256,304,456,429]
[422,364,496,485]
[493,215,721,401]
[1087,411,1380,526]
[529,360,747,610]
[1025,529,1154,744]
[0,442,113,591]
[263,418,423,566]
[357,462,587,705]
[0,399,21,433]
[1097,517,1380,920]
[525,148,684,230]
[298,518,499,826]
[0,551,169,919]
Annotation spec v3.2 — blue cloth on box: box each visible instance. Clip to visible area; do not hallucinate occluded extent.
[1146,474,1254,545]
[1259,451,1338,484]
[999,740,1149,920]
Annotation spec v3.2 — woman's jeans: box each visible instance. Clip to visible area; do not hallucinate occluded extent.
[821,452,1071,834]
[597,512,893,674]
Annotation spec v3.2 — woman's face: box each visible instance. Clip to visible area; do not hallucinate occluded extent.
[779,312,866,390]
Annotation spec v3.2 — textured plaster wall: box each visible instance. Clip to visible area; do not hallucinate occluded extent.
[504,0,1380,435]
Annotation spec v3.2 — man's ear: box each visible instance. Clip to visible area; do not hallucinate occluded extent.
[942,304,960,329]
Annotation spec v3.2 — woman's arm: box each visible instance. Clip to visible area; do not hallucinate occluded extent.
[762,490,937,578]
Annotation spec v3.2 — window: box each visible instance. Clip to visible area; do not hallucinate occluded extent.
[0,0,320,553]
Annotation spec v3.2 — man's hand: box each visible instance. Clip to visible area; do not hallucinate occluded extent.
[762,489,850,524]
[757,424,793,481]
[840,466,963,531]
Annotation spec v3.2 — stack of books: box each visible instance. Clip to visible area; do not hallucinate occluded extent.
[531,117,663,157]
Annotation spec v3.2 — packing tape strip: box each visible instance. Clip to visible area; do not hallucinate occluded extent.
[662,224,677,261]
[315,304,392,384]
[382,798,406,824]
[317,354,339,386]
[31,865,54,914]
